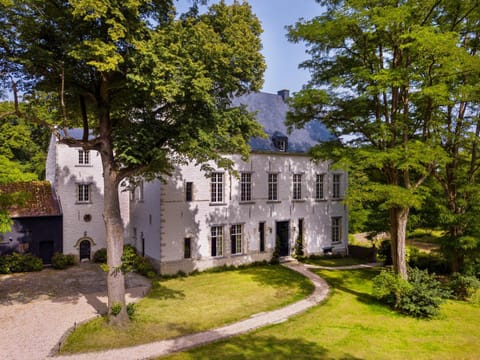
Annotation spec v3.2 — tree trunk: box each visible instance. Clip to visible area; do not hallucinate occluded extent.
[389,207,409,279]
[102,160,128,325]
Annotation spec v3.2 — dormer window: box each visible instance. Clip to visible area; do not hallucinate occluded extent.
[272,131,288,152]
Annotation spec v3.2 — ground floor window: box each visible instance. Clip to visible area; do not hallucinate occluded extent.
[184,237,191,259]
[230,224,242,255]
[332,217,342,244]
[211,226,223,257]
[259,222,265,252]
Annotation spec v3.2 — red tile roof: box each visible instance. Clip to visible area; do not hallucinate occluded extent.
[0,181,61,217]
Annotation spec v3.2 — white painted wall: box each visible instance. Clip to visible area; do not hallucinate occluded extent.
[133,152,348,274]
[50,139,130,258]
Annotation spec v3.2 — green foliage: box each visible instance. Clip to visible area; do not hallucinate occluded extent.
[373,268,450,318]
[407,247,450,275]
[293,235,304,259]
[126,302,136,320]
[51,252,76,270]
[0,252,43,274]
[270,236,281,264]
[110,303,122,317]
[120,244,138,273]
[377,240,393,265]
[93,248,107,263]
[449,273,480,301]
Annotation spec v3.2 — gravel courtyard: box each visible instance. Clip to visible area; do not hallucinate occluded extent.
[0,263,150,360]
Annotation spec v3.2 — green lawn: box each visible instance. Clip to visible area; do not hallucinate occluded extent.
[163,267,480,360]
[303,256,367,267]
[60,264,313,353]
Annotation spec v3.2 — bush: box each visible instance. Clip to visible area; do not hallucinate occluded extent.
[135,256,156,278]
[126,302,136,319]
[0,252,43,274]
[93,248,107,263]
[408,248,450,275]
[377,240,392,265]
[373,267,450,318]
[51,252,76,269]
[449,273,480,301]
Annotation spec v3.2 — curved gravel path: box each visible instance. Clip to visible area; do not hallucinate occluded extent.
[51,262,330,360]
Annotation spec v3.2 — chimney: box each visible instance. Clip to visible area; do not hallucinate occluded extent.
[277,89,289,102]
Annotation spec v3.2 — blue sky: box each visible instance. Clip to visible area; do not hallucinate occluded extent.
[177,0,324,95]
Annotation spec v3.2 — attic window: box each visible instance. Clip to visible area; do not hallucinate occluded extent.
[272,132,288,152]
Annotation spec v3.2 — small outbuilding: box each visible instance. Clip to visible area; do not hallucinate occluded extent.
[0,181,63,264]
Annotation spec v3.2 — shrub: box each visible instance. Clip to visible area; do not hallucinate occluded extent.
[377,240,392,265]
[93,248,107,263]
[373,267,450,318]
[135,256,156,278]
[110,302,122,316]
[293,235,304,259]
[408,248,450,275]
[121,244,138,272]
[0,253,43,273]
[126,302,136,319]
[51,252,76,269]
[449,273,480,301]
[271,236,281,264]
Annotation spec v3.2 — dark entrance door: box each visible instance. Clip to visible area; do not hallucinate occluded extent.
[39,241,54,264]
[276,221,290,256]
[79,240,91,260]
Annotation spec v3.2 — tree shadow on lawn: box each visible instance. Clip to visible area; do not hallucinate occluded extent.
[239,265,314,295]
[147,282,186,300]
[314,268,380,305]
[170,334,363,360]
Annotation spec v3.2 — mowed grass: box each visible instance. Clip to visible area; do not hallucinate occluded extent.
[303,256,367,267]
[60,264,313,353]
[163,267,480,360]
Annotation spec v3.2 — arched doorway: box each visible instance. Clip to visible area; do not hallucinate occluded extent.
[79,240,91,261]
[74,236,96,262]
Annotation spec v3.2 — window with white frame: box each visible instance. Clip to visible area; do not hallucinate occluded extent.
[316,174,325,199]
[211,172,224,203]
[333,174,341,198]
[77,184,90,203]
[240,173,252,202]
[211,226,223,257]
[293,174,302,200]
[230,224,242,255]
[332,217,342,243]
[268,173,278,201]
[78,150,90,165]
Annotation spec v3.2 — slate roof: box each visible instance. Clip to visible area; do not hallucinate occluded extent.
[232,91,334,153]
[0,181,62,218]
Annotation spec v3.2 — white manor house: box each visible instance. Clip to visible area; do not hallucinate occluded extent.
[46,90,348,274]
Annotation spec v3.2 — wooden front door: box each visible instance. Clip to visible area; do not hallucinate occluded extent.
[79,240,91,260]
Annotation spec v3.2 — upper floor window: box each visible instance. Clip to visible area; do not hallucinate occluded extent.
[230,224,243,255]
[333,174,341,198]
[293,174,302,200]
[268,173,278,201]
[240,173,252,202]
[316,174,325,199]
[211,172,224,203]
[78,150,89,165]
[77,184,90,203]
[211,226,224,257]
[332,217,342,244]
[185,182,193,202]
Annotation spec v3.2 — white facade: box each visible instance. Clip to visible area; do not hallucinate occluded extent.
[46,134,131,260]
[129,153,348,274]
[46,91,349,272]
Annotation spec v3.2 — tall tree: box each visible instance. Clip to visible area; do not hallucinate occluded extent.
[1,0,265,324]
[430,0,480,273]
[287,0,479,278]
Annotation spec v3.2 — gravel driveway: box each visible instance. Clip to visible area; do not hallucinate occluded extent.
[0,263,150,360]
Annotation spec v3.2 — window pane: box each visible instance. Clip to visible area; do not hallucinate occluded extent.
[268,173,277,201]
[293,174,302,200]
[240,173,251,201]
[333,174,341,198]
[230,224,242,254]
[211,226,223,256]
[186,182,193,202]
[211,173,223,203]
